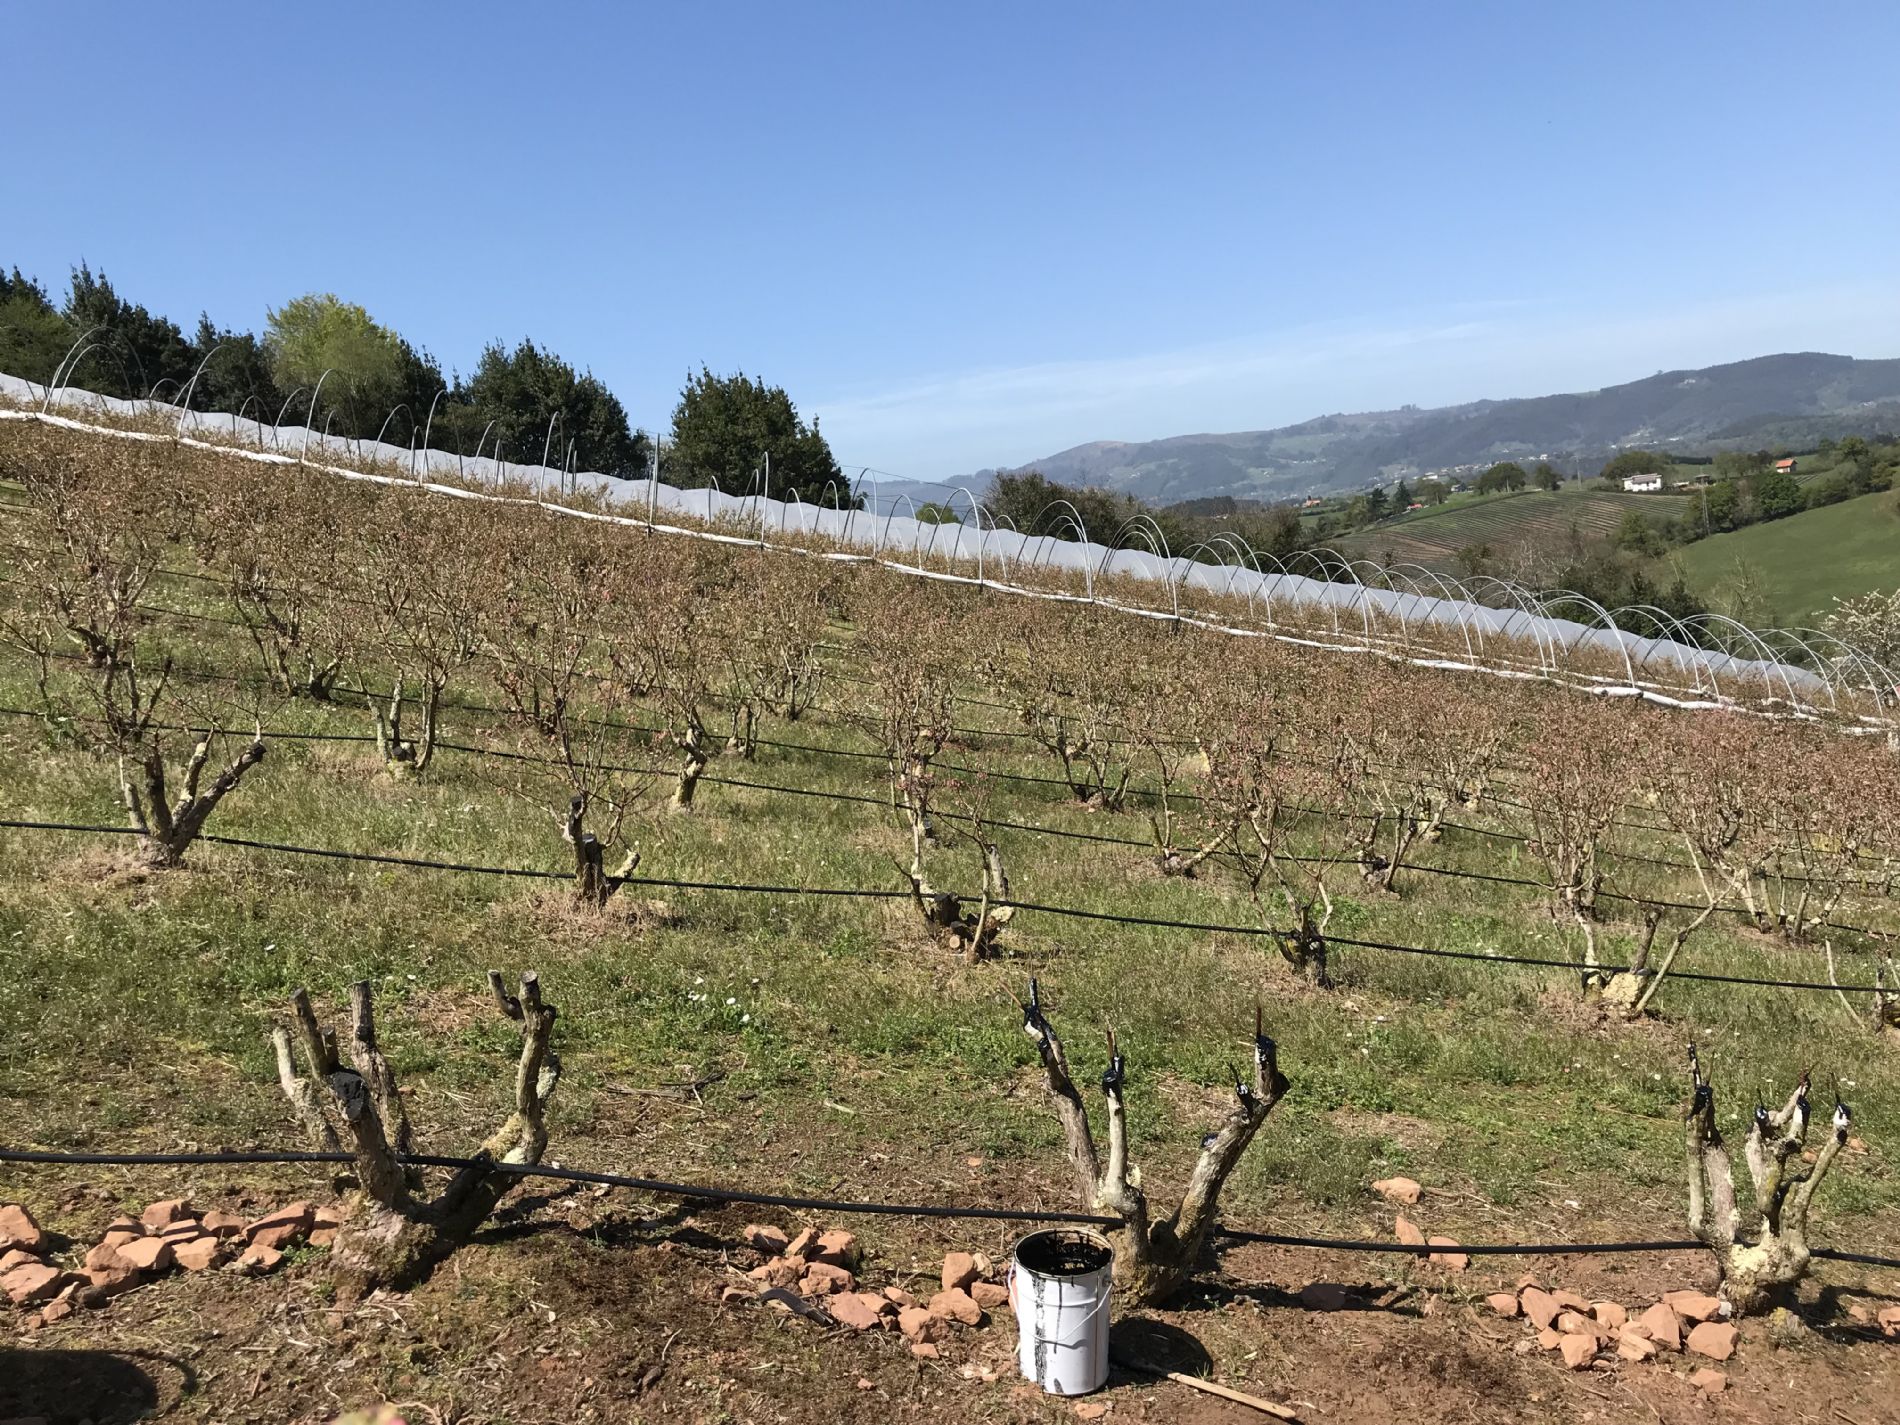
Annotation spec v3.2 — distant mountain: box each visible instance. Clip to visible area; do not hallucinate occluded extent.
[974,353,1900,505]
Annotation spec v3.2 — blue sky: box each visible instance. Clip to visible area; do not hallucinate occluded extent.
[5,2,1898,478]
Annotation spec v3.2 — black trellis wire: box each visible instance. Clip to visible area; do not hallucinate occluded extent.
[0,817,1887,996]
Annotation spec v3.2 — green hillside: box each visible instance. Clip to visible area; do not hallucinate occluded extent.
[1658,488,1900,625]
[1330,486,1669,570]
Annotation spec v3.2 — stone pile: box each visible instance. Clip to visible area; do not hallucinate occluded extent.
[737,1226,1010,1358]
[1490,1277,1738,1384]
[2,1197,342,1328]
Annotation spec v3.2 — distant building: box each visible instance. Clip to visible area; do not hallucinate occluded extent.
[1774,457,1798,474]
[1623,473,1664,492]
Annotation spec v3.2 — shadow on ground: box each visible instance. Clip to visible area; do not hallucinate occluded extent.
[0,1347,184,1424]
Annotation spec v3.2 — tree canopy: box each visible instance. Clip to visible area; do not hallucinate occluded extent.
[665,368,844,504]
[264,293,412,431]
[464,339,648,478]
[1476,461,1527,494]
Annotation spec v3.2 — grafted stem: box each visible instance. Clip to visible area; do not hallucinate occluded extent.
[271,972,562,1296]
[1021,981,1288,1305]
[1681,1046,1854,1315]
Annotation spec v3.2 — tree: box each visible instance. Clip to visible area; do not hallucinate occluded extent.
[1364,486,1389,521]
[1747,465,1804,521]
[464,338,648,478]
[1392,479,1412,509]
[186,315,285,421]
[666,367,844,505]
[264,293,408,434]
[985,470,1185,549]
[1682,1053,1854,1316]
[1416,479,1450,506]
[62,264,196,400]
[1612,509,1665,557]
[915,501,961,525]
[0,266,74,385]
[1477,461,1527,494]
[1019,983,1289,1306]
[271,972,563,1296]
[1533,462,1561,491]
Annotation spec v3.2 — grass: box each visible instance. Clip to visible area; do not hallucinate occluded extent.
[1657,486,1900,625]
[1332,486,1666,571]
[2,480,1897,1276]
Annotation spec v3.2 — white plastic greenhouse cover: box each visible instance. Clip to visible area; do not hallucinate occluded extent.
[3,371,1893,722]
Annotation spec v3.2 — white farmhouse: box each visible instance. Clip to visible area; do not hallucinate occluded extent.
[1623,473,1663,493]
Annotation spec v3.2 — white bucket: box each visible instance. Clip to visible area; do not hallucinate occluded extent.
[1008,1228,1113,1396]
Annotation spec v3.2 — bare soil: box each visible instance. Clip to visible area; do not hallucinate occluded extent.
[6,1181,1896,1425]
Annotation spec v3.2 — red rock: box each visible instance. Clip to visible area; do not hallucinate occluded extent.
[115,1237,174,1273]
[1536,1327,1564,1350]
[1638,1302,1682,1351]
[309,1228,337,1248]
[0,1248,40,1275]
[1847,1303,1871,1324]
[1879,1305,1900,1336]
[250,1222,307,1252]
[1074,1405,1109,1422]
[1394,1216,1426,1248]
[743,1224,789,1257]
[1426,1236,1468,1271]
[313,1203,344,1229]
[82,1265,141,1302]
[247,1203,314,1250]
[1690,1367,1727,1394]
[897,1306,946,1343]
[2,1262,66,1304]
[83,1242,128,1273]
[972,1281,1010,1310]
[883,1285,915,1307]
[199,1211,246,1239]
[1663,1290,1722,1324]
[1617,1333,1658,1362]
[139,1199,191,1230]
[1521,1287,1561,1330]
[172,1236,220,1272]
[941,1251,979,1292]
[1483,1292,1519,1318]
[159,1219,202,1239]
[239,1242,283,1272]
[40,1296,74,1325]
[1591,1301,1627,1331]
[929,1287,983,1326]
[101,1224,144,1250]
[1557,1311,1601,1338]
[785,1227,820,1260]
[799,1262,855,1296]
[910,1342,940,1359]
[1552,1289,1591,1313]
[1371,1176,1421,1205]
[747,1257,803,1288]
[830,1292,885,1331]
[1559,1333,1597,1369]
[0,1204,45,1254]
[812,1230,858,1268]
[1685,1321,1737,1361]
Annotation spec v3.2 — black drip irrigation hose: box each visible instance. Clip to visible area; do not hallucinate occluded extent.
[0,817,1888,995]
[2,1148,1894,1269]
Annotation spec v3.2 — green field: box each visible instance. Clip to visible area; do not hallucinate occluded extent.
[1331,485,1671,571]
[1658,487,1900,625]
